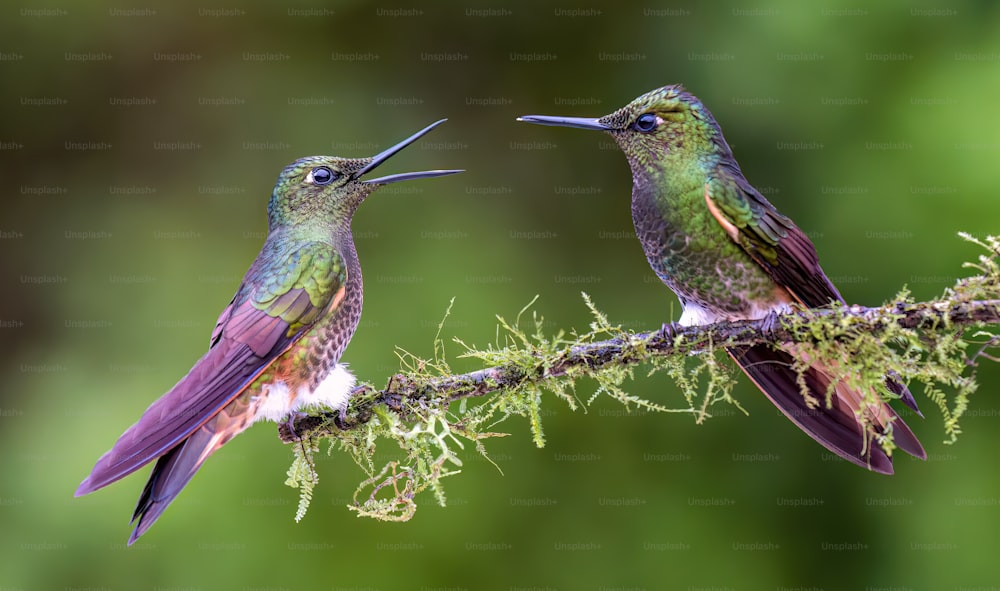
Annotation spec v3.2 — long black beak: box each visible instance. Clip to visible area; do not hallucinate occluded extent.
[358,119,463,185]
[516,115,612,131]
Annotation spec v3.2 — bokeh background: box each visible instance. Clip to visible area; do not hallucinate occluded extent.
[3,0,1000,589]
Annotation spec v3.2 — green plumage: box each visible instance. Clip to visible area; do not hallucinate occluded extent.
[518,85,925,473]
[251,243,347,335]
[599,85,793,320]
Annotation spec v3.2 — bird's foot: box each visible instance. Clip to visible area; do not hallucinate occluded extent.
[333,408,351,430]
[334,383,376,430]
[657,321,682,344]
[282,411,310,441]
[759,310,781,342]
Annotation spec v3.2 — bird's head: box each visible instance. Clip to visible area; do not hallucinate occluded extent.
[268,119,462,231]
[518,84,729,174]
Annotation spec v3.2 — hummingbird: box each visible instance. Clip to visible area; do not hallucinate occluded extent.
[75,119,462,543]
[518,85,926,473]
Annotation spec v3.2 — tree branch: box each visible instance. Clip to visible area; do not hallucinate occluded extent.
[278,298,1000,443]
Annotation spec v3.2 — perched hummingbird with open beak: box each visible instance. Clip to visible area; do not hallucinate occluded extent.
[519,85,925,473]
[76,119,462,543]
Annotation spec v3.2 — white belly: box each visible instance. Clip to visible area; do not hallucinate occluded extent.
[252,363,357,423]
[678,300,792,327]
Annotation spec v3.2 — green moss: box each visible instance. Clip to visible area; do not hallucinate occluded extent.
[284,437,320,522]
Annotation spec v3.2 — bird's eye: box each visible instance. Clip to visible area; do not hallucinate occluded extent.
[310,166,337,185]
[633,113,659,133]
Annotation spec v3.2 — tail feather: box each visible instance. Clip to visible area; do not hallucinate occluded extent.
[887,373,923,417]
[127,413,239,545]
[882,406,925,459]
[128,444,193,544]
[729,344,925,474]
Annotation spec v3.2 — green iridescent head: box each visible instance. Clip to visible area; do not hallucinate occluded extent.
[267,119,462,230]
[518,84,732,172]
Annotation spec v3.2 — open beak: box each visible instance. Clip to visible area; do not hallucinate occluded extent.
[358,119,463,185]
[516,115,612,131]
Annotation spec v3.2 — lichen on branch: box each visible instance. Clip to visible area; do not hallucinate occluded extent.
[280,233,1000,522]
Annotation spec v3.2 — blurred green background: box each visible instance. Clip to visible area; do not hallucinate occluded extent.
[3,0,1000,589]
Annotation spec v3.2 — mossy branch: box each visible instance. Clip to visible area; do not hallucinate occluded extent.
[280,298,1000,444]
[280,233,1000,522]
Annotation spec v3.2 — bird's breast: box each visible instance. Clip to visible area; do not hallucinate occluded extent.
[631,179,785,321]
[245,261,364,422]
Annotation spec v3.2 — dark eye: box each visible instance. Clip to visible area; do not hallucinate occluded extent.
[633,113,658,133]
[311,166,337,185]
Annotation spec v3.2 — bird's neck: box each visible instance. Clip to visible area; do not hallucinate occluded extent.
[270,218,343,241]
[268,222,358,266]
[630,148,718,203]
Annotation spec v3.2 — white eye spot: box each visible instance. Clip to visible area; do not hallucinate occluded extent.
[633,112,661,132]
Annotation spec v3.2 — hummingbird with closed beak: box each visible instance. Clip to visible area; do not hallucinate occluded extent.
[519,85,925,473]
[76,119,462,543]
